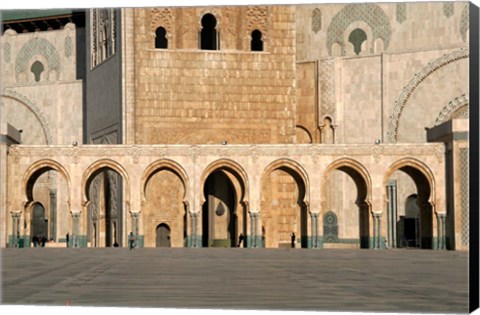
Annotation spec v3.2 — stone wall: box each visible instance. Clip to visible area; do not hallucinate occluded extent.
[132,6,296,145]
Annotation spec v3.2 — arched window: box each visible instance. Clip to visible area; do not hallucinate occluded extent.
[155,27,168,49]
[30,61,45,82]
[348,28,367,55]
[251,29,263,51]
[200,13,219,50]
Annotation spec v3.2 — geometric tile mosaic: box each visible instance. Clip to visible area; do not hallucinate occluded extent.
[460,148,469,245]
[326,3,391,55]
[15,38,60,81]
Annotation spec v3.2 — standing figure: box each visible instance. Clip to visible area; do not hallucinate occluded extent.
[238,233,244,247]
[66,232,69,248]
[129,232,135,250]
[290,232,296,248]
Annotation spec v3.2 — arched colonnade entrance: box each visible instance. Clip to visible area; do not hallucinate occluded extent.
[5,144,447,250]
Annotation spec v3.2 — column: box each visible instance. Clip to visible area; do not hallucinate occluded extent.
[310,212,315,248]
[386,180,397,248]
[372,212,383,249]
[441,214,446,250]
[49,189,57,241]
[392,183,397,248]
[386,185,392,247]
[249,212,260,248]
[130,211,140,248]
[189,212,199,248]
[376,213,382,249]
[11,211,21,247]
[71,211,81,248]
[314,213,319,248]
[436,213,446,250]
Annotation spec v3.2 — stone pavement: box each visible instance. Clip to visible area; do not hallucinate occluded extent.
[0,248,469,313]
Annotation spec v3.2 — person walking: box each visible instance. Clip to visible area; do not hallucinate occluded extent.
[290,232,296,248]
[238,233,244,247]
[129,232,135,250]
[66,232,69,248]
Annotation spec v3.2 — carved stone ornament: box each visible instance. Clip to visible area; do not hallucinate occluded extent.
[129,146,141,164]
[434,145,446,163]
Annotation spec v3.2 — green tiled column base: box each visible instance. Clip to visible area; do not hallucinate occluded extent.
[313,237,323,249]
[432,237,438,250]
[135,235,144,248]
[8,235,31,248]
[379,237,387,249]
[245,235,263,248]
[70,235,87,248]
[187,234,202,247]
[367,237,387,249]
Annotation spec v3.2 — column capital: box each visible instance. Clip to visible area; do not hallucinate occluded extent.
[10,210,22,217]
[436,212,447,219]
[70,211,81,218]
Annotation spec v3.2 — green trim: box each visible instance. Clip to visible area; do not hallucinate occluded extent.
[1,9,73,22]
[453,132,469,141]
[324,238,360,244]
[211,239,231,248]
[432,237,438,250]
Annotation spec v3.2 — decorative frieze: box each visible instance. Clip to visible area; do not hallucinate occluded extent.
[319,59,335,116]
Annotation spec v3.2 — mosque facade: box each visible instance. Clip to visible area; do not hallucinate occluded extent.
[0,2,471,250]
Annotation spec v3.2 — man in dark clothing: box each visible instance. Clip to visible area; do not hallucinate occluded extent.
[291,232,296,248]
[129,232,135,250]
[66,233,69,247]
[238,233,244,247]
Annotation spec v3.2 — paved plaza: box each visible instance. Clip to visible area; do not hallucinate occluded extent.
[0,248,469,313]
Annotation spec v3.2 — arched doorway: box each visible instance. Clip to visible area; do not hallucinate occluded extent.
[85,167,124,248]
[323,160,371,249]
[386,162,434,249]
[200,161,248,248]
[31,203,48,244]
[261,162,309,249]
[142,164,187,248]
[202,171,237,247]
[156,223,171,247]
[23,160,70,247]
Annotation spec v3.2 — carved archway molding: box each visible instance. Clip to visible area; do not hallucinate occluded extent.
[22,159,71,208]
[200,158,249,205]
[383,157,436,208]
[261,158,310,205]
[1,89,53,144]
[388,48,469,143]
[81,158,130,205]
[322,157,372,209]
[434,94,469,126]
[141,158,190,203]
